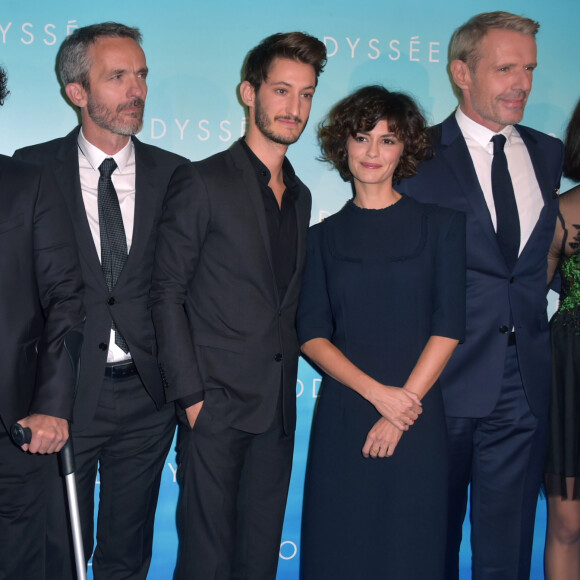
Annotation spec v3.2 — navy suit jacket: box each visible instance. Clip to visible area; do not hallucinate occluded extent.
[150,140,312,435]
[14,129,188,428]
[0,155,84,432]
[400,114,563,418]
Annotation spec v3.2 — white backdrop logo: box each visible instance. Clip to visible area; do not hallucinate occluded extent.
[0,19,78,45]
[296,378,322,398]
[324,35,441,62]
[149,117,247,143]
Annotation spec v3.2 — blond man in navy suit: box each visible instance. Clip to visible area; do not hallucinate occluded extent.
[400,12,564,579]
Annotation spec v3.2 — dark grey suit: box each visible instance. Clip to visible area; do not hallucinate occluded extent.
[150,139,311,579]
[14,129,187,579]
[0,155,84,580]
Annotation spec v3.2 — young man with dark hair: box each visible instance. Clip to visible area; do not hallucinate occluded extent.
[150,31,326,580]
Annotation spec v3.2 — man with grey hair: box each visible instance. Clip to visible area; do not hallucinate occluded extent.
[400,11,563,579]
[15,22,186,579]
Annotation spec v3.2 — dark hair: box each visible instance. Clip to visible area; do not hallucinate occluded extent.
[243,32,327,90]
[0,66,8,106]
[564,98,580,182]
[58,22,142,89]
[318,85,431,183]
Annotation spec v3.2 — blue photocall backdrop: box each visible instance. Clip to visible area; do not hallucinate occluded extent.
[2,1,579,577]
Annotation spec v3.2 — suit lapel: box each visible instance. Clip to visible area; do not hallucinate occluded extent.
[116,137,157,285]
[518,125,553,205]
[229,141,277,278]
[55,128,108,289]
[438,116,501,252]
[516,125,557,264]
[281,196,306,308]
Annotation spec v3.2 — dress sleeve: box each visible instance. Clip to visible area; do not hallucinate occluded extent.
[296,222,334,345]
[430,209,466,341]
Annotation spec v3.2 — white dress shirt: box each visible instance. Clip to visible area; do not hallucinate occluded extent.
[455,107,543,256]
[77,129,135,362]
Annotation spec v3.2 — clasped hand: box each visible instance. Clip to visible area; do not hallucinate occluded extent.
[362,417,403,458]
[369,385,422,431]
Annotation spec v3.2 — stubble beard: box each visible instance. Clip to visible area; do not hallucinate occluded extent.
[87,95,145,136]
[254,96,306,146]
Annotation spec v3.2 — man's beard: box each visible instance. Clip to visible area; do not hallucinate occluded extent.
[87,95,145,136]
[254,95,305,146]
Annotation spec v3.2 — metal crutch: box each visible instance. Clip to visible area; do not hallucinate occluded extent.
[11,330,87,580]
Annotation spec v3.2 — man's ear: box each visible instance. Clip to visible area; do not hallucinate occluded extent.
[450,59,471,92]
[240,80,255,108]
[65,82,88,108]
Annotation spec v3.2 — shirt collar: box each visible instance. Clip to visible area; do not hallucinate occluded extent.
[239,137,300,200]
[77,128,134,172]
[455,107,516,151]
[240,137,271,183]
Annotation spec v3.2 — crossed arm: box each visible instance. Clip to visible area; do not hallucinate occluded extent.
[301,334,458,458]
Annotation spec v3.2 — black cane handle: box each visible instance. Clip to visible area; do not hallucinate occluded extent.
[10,423,32,446]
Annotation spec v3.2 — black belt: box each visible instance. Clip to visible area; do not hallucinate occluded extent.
[104,360,138,380]
[507,331,516,346]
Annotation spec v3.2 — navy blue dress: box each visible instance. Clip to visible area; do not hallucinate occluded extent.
[298,196,465,580]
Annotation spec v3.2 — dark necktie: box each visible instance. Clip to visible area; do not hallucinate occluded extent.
[491,134,520,270]
[98,158,129,353]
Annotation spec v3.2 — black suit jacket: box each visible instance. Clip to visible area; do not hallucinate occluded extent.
[400,114,564,418]
[150,139,312,435]
[0,155,84,432]
[15,129,188,428]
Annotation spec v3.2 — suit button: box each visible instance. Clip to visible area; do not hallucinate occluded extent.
[99,342,108,351]
[499,325,510,334]
[274,353,283,362]
[509,277,515,283]
[108,297,115,305]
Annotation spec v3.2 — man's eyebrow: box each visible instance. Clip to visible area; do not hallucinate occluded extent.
[268,80,315,91]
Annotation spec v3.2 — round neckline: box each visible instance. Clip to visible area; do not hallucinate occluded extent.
[347,194,407,213]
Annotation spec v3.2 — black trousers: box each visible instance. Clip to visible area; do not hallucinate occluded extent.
[0,428,58,580]
[47,374,176,580]
[174,397,294,580]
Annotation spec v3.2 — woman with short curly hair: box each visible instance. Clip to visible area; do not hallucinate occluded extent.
[297,85,467,579]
